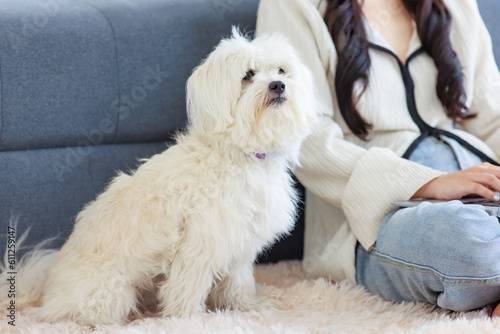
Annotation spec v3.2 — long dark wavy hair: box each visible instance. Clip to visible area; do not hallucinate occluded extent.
[324,0,474,140]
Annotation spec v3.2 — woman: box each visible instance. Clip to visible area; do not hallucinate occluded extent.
[256,0,500,316]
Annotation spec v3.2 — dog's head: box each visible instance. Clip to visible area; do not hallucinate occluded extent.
[186,27,317,162]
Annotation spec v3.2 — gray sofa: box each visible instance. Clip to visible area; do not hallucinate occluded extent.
[0,0,498,262]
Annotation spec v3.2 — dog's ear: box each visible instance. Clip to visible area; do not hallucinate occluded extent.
[186,59,236,135]
[186,34,250,136]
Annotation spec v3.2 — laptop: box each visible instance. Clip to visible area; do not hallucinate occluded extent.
[392,197,500,217]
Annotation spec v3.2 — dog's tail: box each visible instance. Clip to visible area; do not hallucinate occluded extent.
[0,218,59,309]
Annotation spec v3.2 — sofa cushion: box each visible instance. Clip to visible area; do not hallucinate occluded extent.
[0,1,120,151]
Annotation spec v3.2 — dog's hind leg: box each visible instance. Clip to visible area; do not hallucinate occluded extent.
[75,273,138,325]
[32,267,138,325]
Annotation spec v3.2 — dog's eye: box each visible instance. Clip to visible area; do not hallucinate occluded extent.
[243,70,255,81]
[278,68,285,75]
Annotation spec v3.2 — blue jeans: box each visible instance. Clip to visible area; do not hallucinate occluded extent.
[356,136,500,311]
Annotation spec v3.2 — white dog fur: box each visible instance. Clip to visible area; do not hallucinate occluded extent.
[1,28,317,325]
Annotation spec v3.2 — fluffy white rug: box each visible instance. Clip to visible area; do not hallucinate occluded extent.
[3,261,499,334]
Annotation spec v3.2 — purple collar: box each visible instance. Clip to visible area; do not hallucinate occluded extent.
[255,153,266,160]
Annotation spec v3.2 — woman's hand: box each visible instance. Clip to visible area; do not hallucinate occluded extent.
[413,162,500,201]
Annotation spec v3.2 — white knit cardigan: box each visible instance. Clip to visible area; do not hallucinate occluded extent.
[256,0,500,283]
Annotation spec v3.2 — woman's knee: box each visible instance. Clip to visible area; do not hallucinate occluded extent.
[376,201,500,278]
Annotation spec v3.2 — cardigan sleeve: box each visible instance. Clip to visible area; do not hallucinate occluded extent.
[452,0,500,159]
[256,0,444,250]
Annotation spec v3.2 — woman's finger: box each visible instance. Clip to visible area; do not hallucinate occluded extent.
[467,181,500,201]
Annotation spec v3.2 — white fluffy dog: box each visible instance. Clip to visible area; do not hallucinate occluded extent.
[2,28,317,325]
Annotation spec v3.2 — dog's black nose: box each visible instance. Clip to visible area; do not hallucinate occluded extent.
[269,80,286,94]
